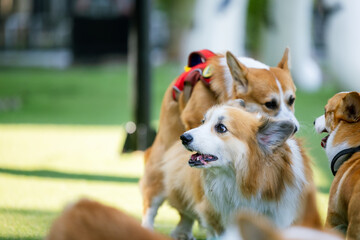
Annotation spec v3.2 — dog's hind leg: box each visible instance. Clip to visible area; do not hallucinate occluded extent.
[171,213,196,240]
[140,159,166,229]
[141,193,165,229]
[140,146,167,229]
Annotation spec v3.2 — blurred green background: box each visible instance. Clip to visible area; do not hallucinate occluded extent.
[0,64,338,239]
[0,0,349,239]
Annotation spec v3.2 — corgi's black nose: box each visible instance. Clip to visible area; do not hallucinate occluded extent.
[180,133,193,145]
[294,126,298,133]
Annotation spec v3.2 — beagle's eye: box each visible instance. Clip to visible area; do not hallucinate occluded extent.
[215,123,227,133]
[201,119,205,124]
[265,100,278,110]
[288,96,295,106]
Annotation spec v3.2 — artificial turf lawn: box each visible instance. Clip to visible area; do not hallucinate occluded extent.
[0,64,340,239]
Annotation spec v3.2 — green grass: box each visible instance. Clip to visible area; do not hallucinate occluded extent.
[0,64,178,126]
[0,65,341,239]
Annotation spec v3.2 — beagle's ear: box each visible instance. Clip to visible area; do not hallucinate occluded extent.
[226,51,249,94]
[277,47,291,71]
[257,118,295,153]
[337,91,360,123]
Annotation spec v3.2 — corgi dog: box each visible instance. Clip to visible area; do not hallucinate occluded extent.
[314,91,360,239]
[141,49,317,230]
[160,104,314,239]
[46,199,171,240]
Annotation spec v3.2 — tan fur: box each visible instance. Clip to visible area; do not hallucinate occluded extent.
[141,49,318,231]
[318,92,360,239]
[181,81,218,130]
[236,213,283,240]
[161,106,313,236]
[46,199,171,240]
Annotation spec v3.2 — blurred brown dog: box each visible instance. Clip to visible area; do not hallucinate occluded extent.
[46,199,171,240]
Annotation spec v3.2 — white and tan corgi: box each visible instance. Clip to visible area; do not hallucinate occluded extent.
[141,49,317,230]
[314,91,360,239]
[160,104,313,239]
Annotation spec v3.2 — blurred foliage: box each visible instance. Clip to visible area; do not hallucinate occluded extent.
[246,0,269,56]
[155,0,270,58]
[154,0,195,59]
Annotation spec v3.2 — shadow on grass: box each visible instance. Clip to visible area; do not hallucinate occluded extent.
[0,167,139,184]
[0,237,41,240]
[0,207,57,215]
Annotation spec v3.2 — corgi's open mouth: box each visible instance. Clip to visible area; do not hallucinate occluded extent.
[321,134,329,148]
[188,153,218,167]
[321,129,330,148]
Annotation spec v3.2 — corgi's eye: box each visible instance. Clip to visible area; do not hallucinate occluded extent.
[288,96,295,106]
[201,119,205,124]
[215,123,227,133]
[265,100,278,110]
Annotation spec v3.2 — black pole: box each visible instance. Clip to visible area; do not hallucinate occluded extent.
[123,0,155,152]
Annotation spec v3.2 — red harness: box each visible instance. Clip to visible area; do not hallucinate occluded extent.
[172,49,216,101]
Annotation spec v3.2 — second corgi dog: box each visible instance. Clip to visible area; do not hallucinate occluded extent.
[161,104,313,239]
[315,91,360,239]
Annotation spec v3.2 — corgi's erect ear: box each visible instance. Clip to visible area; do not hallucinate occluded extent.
[257,118,295,153]
[277,47,290,71]
[336,91,360,123]
[226,51,249,94]
[236,213,282,240]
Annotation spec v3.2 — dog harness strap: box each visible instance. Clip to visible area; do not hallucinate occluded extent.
[331,145,360,176]
[187,49,216,67]
[172,49,216,101]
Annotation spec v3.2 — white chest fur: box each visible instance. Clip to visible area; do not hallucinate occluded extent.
[202,139,307,229]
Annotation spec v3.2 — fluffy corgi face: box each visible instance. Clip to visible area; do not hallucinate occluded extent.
[314,91,360,161]
[180,105,295,169]
[224,48,299,132]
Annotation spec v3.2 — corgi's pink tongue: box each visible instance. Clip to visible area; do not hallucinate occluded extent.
[321,135,329,148]
[191,153,208,165]
[189,153,218,167]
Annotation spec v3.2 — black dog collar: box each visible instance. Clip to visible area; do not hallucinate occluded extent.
[331,145,360,176]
